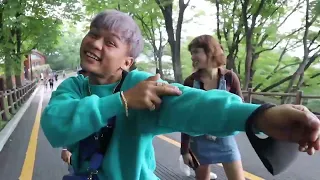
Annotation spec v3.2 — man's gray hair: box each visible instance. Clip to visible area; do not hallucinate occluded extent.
[90,10,144,59]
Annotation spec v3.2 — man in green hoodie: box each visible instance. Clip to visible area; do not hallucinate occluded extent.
[41,10,320,180]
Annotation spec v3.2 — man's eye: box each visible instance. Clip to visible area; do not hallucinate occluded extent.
[106,41,115,46]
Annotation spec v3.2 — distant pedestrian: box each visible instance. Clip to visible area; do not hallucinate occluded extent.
[48,78,54,90]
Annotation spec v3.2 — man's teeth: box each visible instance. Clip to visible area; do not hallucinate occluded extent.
[86,52,99,61]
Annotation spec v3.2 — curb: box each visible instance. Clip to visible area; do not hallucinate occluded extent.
[0,85,40,152]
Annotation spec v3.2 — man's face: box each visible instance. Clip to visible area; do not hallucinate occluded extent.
[79,27,133,78]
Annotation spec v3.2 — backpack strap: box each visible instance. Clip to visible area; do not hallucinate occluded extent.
[193,80,201,89]
[69,71,128,180]
[218,75,227,90]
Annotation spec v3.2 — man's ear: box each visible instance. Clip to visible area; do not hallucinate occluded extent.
[122,57,134,70]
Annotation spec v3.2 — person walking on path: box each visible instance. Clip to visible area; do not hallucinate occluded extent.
[48,78,54,90]
[181,35,244,180]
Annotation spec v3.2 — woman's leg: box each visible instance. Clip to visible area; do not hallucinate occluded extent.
[222,160,245,180]
[195,164,211,180]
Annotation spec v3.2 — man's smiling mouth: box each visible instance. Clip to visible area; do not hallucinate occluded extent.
[85,51,101,61]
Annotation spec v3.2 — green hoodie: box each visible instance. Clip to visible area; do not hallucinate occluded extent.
[41,70,259,180]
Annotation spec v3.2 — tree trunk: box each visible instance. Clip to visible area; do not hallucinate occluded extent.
[5,76,13,90]
[237,58,242,75]
[15,75,22,87]
[155,0,188,83]
[243,44,253,90]
[0,78,5,91]
[5,54,13,90]
[261,53,318,92]
[226,54,237,73]
[172,49,183,82]
[283,0,312,103]
[13,8,23,87]
[261,75,293,92]
[153,52,158,69]
[158,53,164,78]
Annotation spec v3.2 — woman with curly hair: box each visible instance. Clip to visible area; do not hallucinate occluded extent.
[181,35,245,180]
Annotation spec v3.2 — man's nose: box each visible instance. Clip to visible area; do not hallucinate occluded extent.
[91,38,104,50]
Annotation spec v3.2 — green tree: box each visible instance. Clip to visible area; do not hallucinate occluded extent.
[0,0,82,88]
[283,0,320,100]
[155,0,191,83]
[134,9,167,78]
[46,25,84,70]
[315,0,320,15]
[209,0,304,89]
[240,0,304,89]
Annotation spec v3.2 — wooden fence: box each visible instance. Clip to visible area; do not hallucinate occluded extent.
[164,78,319,105]
[243,88,320,105]
[165,77,319,116]
[243,88,320,118]
[0,81,38,122]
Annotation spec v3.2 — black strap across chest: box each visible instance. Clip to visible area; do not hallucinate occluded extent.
[78,71,128,163]
[96,70,127,153]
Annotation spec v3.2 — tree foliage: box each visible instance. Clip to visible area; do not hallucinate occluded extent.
[46,25,84,71]
[0,0,82,88]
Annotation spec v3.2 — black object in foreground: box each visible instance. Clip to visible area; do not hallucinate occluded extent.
[188,149,200,170]
[245,104,299,175]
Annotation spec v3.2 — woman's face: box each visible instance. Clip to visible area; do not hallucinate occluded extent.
[190,47,208,69]
[190,46,224,70]
[79,27,133,79]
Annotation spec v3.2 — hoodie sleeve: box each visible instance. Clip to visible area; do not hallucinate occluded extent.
[140,83,260,137]
[40,76,125,147]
